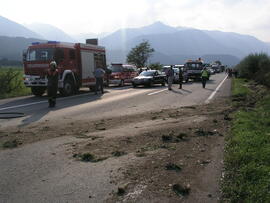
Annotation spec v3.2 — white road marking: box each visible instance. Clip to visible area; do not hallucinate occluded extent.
[205,75,228,104]
[0,92,94,111]
[148,89,167,96]
[0,101,47,111]
[0,86,139,111]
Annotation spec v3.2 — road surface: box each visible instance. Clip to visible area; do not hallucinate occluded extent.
[0,73,230,202]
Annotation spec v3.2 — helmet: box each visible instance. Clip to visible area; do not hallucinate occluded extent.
[50,61,57,70]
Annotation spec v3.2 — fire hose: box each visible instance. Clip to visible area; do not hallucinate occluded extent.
[0,112,25,119]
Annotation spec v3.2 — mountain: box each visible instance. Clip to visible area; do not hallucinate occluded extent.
[100,21,179,50]
[100,22,270,66]
[26,23,75,42]
[203,30,270,56]
[0,36,45,60]
[0,16,42,39]
[72,32,109,43]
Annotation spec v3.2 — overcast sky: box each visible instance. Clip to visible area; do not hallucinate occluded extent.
[1,0,270,42]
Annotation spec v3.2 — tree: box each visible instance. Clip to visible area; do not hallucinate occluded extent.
[126,41,154,68]
[148,62,163,70]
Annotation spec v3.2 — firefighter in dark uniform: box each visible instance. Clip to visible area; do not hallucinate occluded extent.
[47,61,59,107]
[178,67,184,89]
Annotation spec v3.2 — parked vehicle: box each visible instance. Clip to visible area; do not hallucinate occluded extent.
[107,64,138,86]
[211,64,221,73]
[132,70,166,87]
[23,40,106,96]
[184,59,209,82]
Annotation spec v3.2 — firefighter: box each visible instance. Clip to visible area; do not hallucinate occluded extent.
[178,67,183,89]
[166,65,174,90]
[47,61,59,107]
[201,67,208,88]
[94,67,105,94]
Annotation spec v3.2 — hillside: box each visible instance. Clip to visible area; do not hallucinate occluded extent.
[0,16,42,39]
[0,36,45,60]
[26,23,75,42]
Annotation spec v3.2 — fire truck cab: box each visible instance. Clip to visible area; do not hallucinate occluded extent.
[23,40,106,96]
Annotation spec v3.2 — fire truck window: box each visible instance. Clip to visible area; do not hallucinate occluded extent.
[26,48,54,61]
[54,48,64,64]
[69,50,75,60]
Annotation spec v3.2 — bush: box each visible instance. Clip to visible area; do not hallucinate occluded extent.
[236,53,270,87]
[0,67,30,99]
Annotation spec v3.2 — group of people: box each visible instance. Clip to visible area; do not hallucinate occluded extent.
[46,62,212,108]
[226,68,238,78]
[165,65,209,90]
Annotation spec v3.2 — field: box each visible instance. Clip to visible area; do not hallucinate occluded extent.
[223,78,270,202]
[0,66,31,99]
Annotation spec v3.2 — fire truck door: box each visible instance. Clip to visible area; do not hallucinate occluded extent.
[81,51,95,84]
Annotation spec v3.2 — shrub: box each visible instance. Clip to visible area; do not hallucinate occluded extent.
[236,53,270,87]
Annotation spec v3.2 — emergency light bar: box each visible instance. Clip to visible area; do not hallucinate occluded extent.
[47,41,60,44]
[32,42,40,45]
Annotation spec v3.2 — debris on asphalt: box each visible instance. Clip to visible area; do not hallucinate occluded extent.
[165,163,182,172]
[112,151,126,157]
[2,139,20,148]
[172,184,190,197]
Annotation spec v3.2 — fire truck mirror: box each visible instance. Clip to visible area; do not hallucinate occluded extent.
[22,50,27,61]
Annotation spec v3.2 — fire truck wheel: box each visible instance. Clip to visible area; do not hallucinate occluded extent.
[60,77,74,96]
[31,87,46,97]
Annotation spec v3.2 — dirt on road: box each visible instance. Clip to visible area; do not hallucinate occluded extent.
[0,98,232,202]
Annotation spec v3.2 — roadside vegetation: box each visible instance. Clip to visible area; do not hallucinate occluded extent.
[0,66,31,99]
[223,53,270,202]
[236,53,270,87]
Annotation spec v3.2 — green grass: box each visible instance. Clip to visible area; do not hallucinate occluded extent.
[0,66,31,99]
[223,78,270,202]
[232,78,250,97]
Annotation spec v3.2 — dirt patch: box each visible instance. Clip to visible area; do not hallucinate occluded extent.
[0,98,231,202]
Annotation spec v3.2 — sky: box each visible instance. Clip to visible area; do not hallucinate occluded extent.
[1,0,270,42]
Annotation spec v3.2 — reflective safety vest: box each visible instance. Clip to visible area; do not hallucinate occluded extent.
[202,70,208,77]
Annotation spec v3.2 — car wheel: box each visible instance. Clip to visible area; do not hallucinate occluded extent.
[161,81,165,86]
[132,83,137,88]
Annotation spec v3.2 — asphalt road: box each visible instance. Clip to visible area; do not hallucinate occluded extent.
[0,73,231,203]
[0,73,229,128]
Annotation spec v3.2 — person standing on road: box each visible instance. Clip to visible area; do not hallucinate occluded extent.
[178,67,183,89]
[201,67,208,88]
[166,65,174,90]
[94,67,105,95]
[46,61,59,107]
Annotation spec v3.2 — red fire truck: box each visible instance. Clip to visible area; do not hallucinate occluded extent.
[23,40,106,96]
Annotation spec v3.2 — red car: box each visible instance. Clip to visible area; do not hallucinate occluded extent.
[108,64,138,86]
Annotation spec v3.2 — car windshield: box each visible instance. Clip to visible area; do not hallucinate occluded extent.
[108,65,123,72]
[139,71,155,76]
[186,63,203,70]
[26,48,55,61]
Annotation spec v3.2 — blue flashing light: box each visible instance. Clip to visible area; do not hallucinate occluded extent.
[32,42,40,45]
[47,41,60,44]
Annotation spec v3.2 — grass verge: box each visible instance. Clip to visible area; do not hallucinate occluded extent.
[223,78,270,202]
